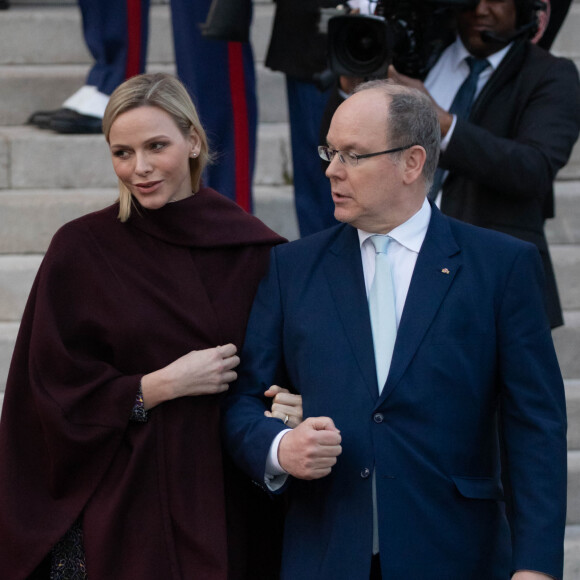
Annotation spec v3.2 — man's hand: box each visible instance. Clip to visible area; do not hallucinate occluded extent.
[512,572,554,580]
[278,417,342,480]
[388,65,454,137]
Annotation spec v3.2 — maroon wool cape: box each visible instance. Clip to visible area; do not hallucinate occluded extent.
[0,188,285,579]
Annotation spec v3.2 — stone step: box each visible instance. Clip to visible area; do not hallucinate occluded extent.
[0,121,577,191]
[551,1,580,59]
[0,121,290,192]
[0,3,274,66]
[0,64,170,127]
[0,61,287,126]
[0,254,43,321]
[565,525,580,580]
[0,6,172,67]
[558,140,580,182]
[0,180,577,259]
[552,244,580,311]
[0,183,297,255]
[546,180,580,245]
[569,450,580,525]
[0,2,285,126]
[9,0,166,5]
[254,184,298,241]
[0,189,118,253]
[568,380,580,450]
[554,311,580,379]
[0,321,18,396]
[9,0,76,5]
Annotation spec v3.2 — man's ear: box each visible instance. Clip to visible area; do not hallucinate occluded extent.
[402,145,427,185]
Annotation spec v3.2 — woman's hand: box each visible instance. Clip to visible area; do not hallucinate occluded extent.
[141,344,239,409]
[264,385,303,429]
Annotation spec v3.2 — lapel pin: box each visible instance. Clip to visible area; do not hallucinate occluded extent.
[441,268,450,274]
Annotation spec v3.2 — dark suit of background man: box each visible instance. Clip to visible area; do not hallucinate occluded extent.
[389,0,580,328]
[223,81,567,579]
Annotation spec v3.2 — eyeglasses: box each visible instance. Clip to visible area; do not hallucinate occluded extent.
[318,144,417,167]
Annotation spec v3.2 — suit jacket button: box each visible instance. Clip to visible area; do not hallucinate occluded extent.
[373,413,384,424]
[361,468,370,479]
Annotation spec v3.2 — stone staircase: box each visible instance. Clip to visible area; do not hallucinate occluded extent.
[0,0,579,576]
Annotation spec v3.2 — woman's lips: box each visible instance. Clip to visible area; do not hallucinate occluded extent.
[134,180,162,194]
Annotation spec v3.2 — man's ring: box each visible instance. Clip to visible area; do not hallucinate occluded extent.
[284,415,289,425]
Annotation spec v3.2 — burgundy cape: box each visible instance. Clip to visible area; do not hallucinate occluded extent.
[0,188,285,579]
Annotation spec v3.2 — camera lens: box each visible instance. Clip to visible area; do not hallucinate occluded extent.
[344,22,383,64]
[329,15,393,77]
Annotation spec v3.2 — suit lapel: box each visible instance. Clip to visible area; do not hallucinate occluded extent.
[470,39,525,122]
[323,225,379,399]
[379,207,462,402]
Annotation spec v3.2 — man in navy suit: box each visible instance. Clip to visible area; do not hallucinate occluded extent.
[223,81,567,579]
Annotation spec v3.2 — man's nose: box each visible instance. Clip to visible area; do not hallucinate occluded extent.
[325,154,344,179]
[473,0,490,15]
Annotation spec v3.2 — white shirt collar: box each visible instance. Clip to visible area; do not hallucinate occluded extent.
[357,197,432,253]
[451,35,512,73]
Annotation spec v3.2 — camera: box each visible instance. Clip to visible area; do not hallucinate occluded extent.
[323,0,477,80]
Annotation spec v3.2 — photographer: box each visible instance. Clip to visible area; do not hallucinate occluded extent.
[388,0,580,328]
[325,0,580,328]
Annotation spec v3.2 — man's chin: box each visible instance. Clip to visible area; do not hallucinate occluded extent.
[333,208,352,225]
[460,30,504,58]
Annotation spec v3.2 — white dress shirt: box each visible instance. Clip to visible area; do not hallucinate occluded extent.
[264,199,432,490]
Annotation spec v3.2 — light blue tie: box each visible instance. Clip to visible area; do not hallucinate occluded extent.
[369,235,398,555]
[368,235,397,394]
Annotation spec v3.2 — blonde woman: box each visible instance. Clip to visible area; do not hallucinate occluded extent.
[0,73,287,579]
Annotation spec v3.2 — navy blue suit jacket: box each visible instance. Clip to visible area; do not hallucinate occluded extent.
[223,206,567,579]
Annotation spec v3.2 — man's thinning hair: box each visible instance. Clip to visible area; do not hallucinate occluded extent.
[353,80,440,191]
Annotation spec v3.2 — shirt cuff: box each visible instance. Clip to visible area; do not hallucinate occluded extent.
[264,428,292,491]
